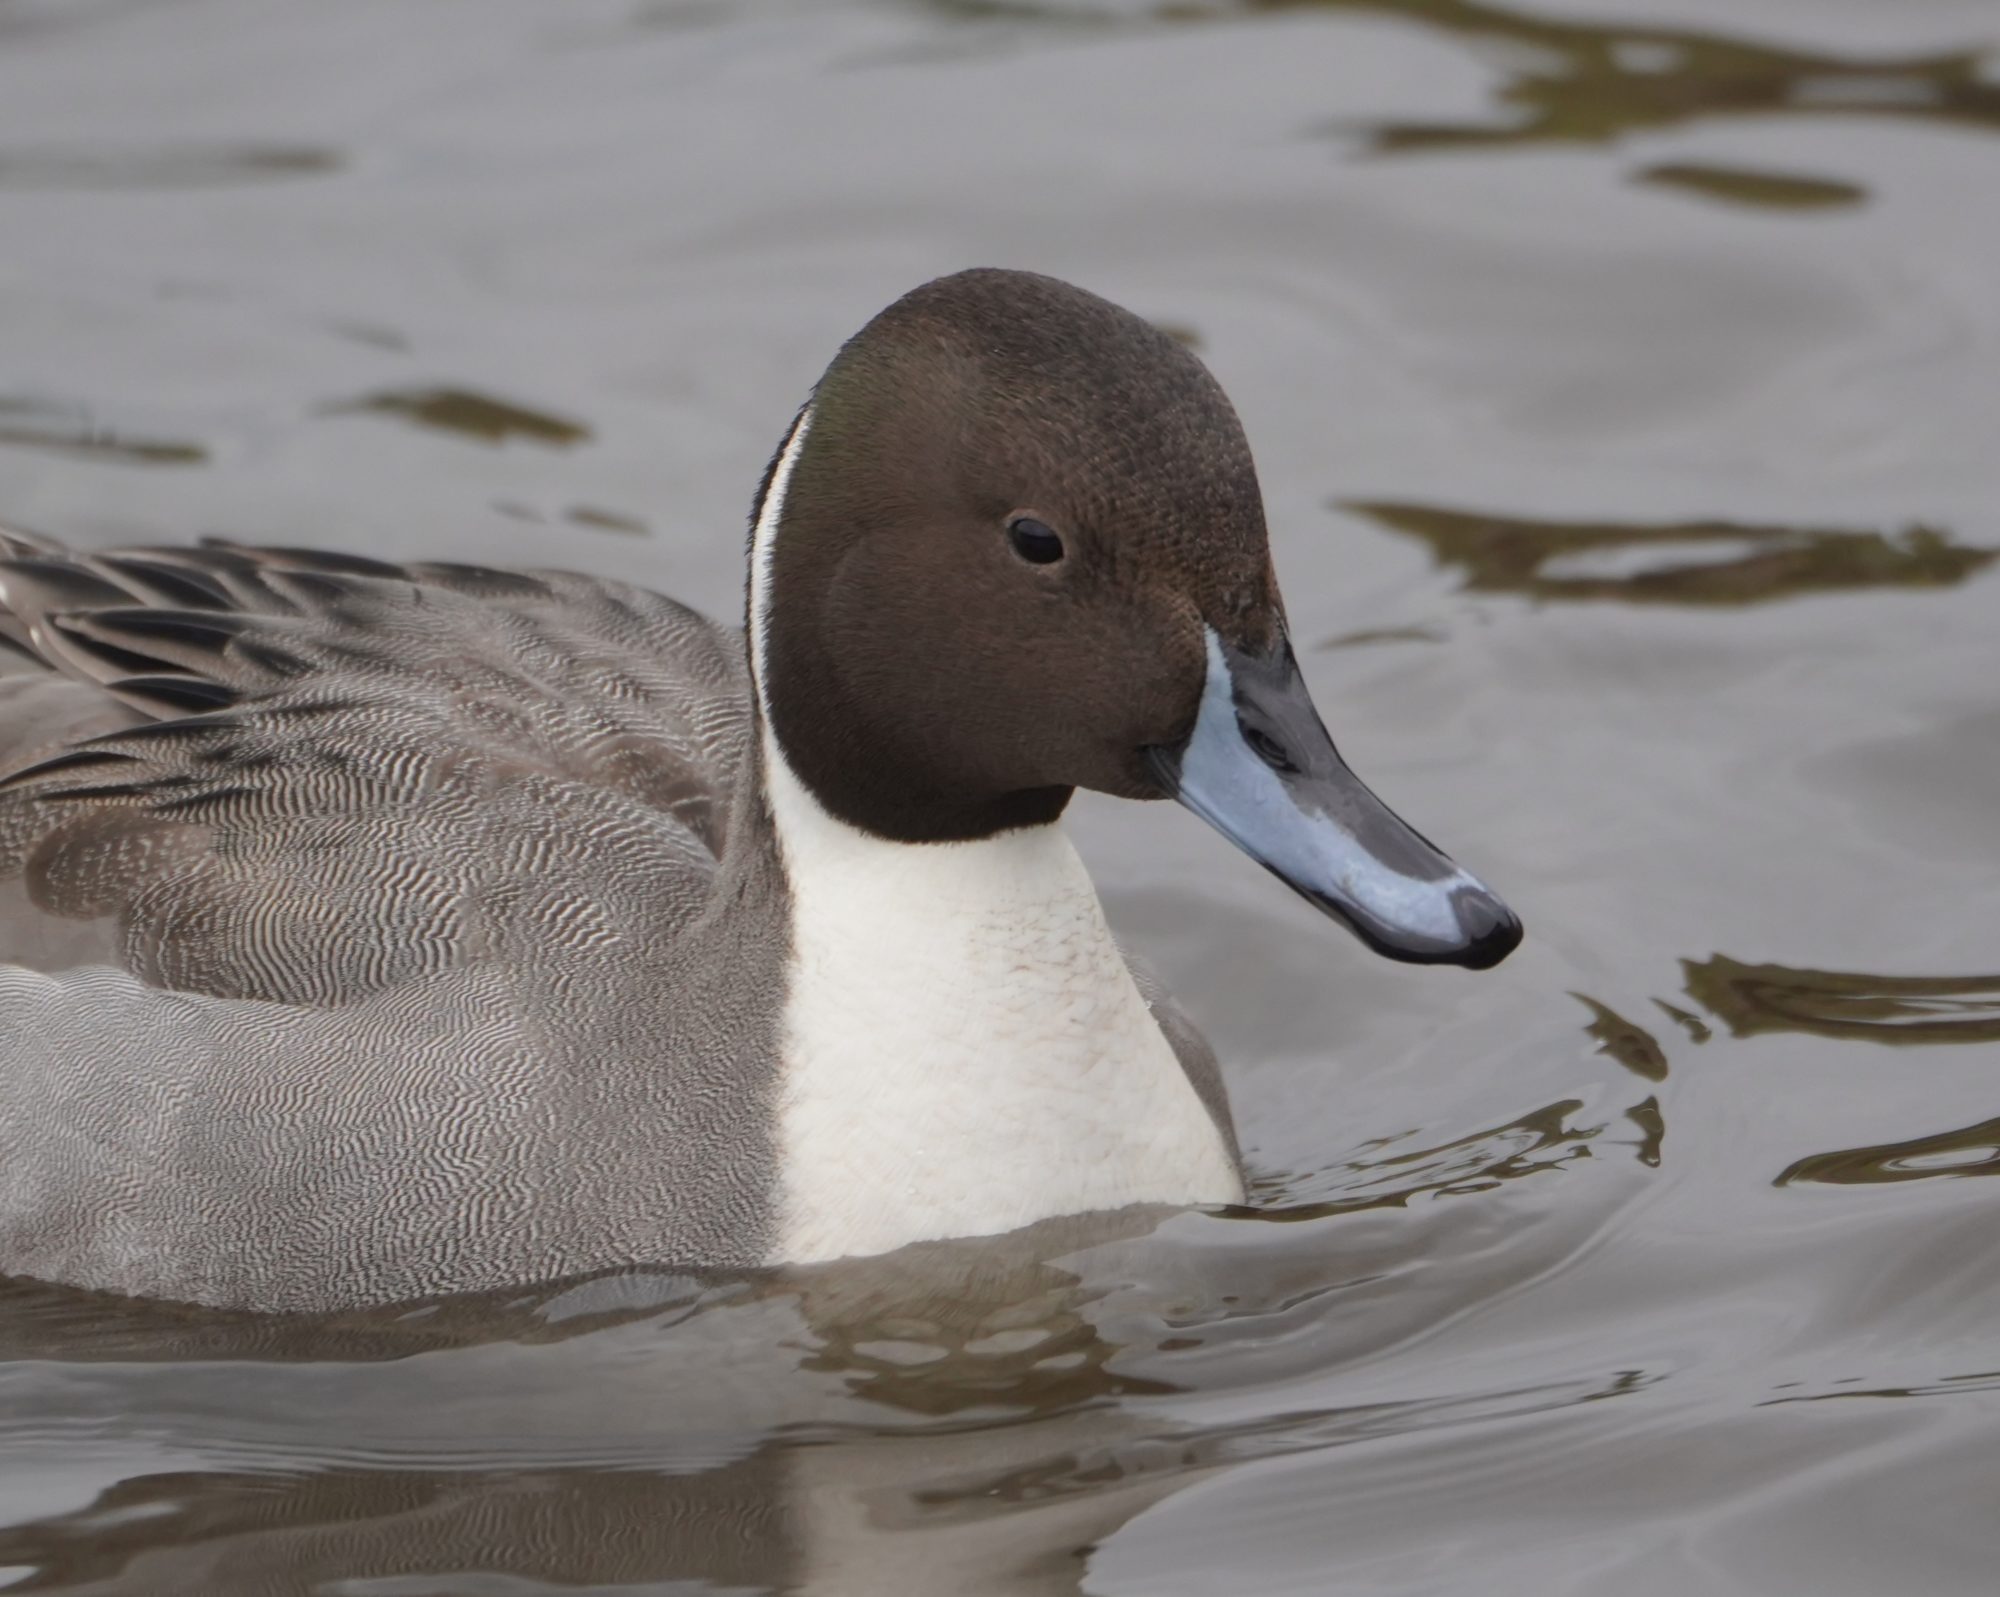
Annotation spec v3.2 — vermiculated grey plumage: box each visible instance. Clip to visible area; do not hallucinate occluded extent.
[0,529,790,1309]
[0,269,1440,1310]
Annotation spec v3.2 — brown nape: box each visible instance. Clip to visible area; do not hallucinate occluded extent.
[756,268,1283,845]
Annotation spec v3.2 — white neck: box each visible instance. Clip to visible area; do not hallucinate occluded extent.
[745,400,1242,1265]
[760,742,1243,1263]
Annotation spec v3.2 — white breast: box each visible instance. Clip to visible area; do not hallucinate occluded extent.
[763,743,1245,1265]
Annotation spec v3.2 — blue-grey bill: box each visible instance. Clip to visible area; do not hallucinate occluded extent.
[1148,629,1522,970]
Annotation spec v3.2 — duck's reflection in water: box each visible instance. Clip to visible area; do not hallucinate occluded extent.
[0,1211,1225,1596]
[0,1164,1639,1595]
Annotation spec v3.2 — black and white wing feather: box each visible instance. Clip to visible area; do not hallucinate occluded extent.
[0,531,751,999]
[0,531,773,1308]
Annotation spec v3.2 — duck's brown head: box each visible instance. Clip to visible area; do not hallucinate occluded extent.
[752,269,1520,969]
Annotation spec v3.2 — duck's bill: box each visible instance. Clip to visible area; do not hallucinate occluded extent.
[1147,630,1523,970]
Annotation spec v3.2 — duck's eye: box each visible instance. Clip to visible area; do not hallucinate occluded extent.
[1007,516,1065,566]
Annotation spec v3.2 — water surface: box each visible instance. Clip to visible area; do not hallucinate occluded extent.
[2,0,1998,1591]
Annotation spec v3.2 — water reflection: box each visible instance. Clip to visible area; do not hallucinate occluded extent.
[492,503,655,537]
[0,144,338,191]
[1573,994,1668,1082]
[0,402,206,468]
[1765,1368,2000,1404]
[334,389,591,449]
[1250,1096,1600,1216]
[782,1220,1190,1417]
[1318,622,1445,650]
[0,1179,1657,1591]
[0,1221,1159,1419]
[1268,0,2000,156]
[0,1362,1666,1597]
[1653,1000,1711,1046]
[1635,161,1866,211]
[899,1363,1663,1509]
[0,1461,797,1595]
[0,1203,1555,1595]
[1567,997,1670,1168]
[1348,500,1996,606]
[0,1232,1194,1591]
[1684,956,2000,1045]
[927,0,2000,157]
[1624,1096,1664,1169]
[1778,1115,2000,1187]
[0,1269,738,1366]
[324,322,412,354]
[566,506,650,537]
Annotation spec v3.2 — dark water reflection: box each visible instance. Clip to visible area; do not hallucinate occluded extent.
[0,145,340,192]
[1247,1096,1603,1214]
[1282,0,2000,156]
[1,1462,796,1596]
[1766,1368,2000,1405]
[337,390,592,449]
[1349,500,1997,606]
[3,0,2000,1590]
[0,1182,1663,1592]
[0,1198,1627,1592]
[1686,957,2000,1045]
[1623,1095,1665,1168]
[1634,161,1867,211]
[1572,994,1670,1081]
[1779,1114,2000,1188]
[0,404,208,468]
[926,0,2000,160]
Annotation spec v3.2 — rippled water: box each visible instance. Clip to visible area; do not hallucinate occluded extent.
[2,0,1998,1591]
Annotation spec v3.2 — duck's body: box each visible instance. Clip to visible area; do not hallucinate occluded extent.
[0,541,1239,1309]
[0,270,1516,1310]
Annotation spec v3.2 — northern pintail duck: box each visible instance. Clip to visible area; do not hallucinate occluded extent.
[0,270,1519,1310]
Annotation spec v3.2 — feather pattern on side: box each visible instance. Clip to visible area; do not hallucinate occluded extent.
[0,531,788,1308]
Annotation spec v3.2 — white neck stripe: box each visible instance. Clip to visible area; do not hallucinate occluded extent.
[747,401,814,715]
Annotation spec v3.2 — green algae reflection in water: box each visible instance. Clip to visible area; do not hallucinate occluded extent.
[1347,501,1997,607]
[921,0,2000,163]
[336,388,591,449]
[0,400,207,467]
[1779,1116,2000,1188]
[1277,0,2000,156]
[0,143,339,191]
[1676,959,2000,1189]
[1572,994,1670,1083]
[1684,957,2000,1047]
[1634,162,1866,212]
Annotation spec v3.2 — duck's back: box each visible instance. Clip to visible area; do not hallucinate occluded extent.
[0,532,787,1308]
